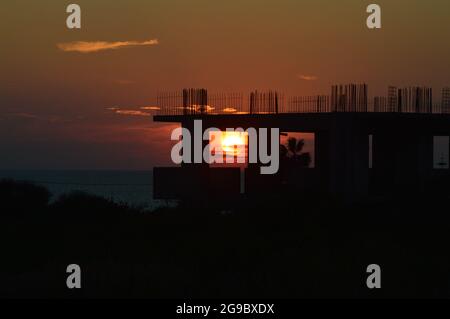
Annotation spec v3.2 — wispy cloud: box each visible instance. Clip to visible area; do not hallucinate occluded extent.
[57,39,159,53]
[297,74,318,81]
[140,106,161,111]
[223,107,237,113]
[107,105,160,117]
[115,110,151,117]
[175,105,215,113]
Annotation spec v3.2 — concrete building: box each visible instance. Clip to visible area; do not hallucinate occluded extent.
[153,86,450,203]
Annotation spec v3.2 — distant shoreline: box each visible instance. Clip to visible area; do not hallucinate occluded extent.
[0,170,169,209]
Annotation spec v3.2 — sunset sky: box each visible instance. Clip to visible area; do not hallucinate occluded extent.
[1,0,449,169]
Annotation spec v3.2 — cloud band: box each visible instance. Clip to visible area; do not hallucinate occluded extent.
[57,39,159,53]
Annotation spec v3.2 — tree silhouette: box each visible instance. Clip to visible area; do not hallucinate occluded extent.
[280,137,311,168]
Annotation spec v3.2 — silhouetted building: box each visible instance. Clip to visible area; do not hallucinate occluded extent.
[153,85,450,203]
[442,87,450,114]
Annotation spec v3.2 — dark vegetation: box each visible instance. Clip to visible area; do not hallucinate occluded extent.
[280,137,312,168]
[1,178,449,298]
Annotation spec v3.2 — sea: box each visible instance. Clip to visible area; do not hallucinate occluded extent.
[0,170,170,210]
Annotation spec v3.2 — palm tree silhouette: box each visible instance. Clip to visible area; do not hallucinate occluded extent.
[280,137,311,168]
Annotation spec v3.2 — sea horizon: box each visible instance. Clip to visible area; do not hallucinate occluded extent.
[0,169,167,209]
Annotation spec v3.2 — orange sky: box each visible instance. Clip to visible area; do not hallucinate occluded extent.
[1,0,449,169]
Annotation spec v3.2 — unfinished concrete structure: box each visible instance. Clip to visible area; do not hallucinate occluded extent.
[153,86,450,203]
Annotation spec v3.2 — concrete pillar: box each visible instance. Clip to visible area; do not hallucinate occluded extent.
[372,131,396,195]
[417,134,434,192]
[328,116,369,202]
[315,131,330,193]
[372,130,433,195]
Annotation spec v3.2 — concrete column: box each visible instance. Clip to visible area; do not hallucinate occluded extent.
[372,131,396,195]
[314,131,330,193]
[372,130,433,195]
[328,115,369,202]
[417,134,434,192]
